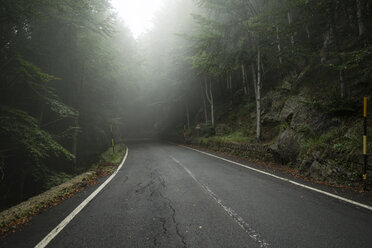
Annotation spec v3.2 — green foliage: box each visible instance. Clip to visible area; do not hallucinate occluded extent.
[199,123,215,137]
[0,107,73,163]
[43,172,74,190]
[301,97,360,117]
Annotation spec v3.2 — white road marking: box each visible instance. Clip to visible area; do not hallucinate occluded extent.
[35,148,129,248]
[178,145,372,212]
[170,156,270,248]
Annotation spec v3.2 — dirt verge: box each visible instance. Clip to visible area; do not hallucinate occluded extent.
[0,161,119,238]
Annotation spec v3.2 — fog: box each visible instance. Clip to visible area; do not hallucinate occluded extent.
[1,0,371,209]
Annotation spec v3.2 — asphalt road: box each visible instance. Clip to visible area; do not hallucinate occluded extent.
[1,140,372,248]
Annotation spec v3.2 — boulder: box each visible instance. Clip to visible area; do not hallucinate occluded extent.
[276,128,301,163]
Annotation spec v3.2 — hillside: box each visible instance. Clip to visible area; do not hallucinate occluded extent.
[183,76,371,187]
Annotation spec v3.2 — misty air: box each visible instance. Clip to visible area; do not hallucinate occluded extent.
[0,0,371,247]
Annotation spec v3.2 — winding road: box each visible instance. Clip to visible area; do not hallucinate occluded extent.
[1,140,372,247]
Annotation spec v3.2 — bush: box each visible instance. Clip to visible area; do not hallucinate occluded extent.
[199,123,215,137]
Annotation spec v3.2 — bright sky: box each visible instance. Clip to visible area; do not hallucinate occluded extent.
[111,0,165,38]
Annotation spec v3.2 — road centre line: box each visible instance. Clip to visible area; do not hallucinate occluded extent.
[170,156,270,248]
[35,147,129,248]
[177,144,372,212]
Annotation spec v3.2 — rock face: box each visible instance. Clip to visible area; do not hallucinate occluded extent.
[279,96,304,123]
[262,89,362,185]
[278,96,333,133]
[276,129,301,164]
[195,80,367,186]
[291,106,330,132]
[262,91,287,123]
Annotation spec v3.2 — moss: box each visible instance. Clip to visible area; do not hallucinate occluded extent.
[198,131,252,144]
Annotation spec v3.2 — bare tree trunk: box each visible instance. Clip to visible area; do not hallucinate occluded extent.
[229,71,232,90]
[288,11,295,48]
[251,63,257,96]
[356,0,366,38]
[186,103,190,129]
[201,83,208,124]
[242,64,248,95]
[276,27,283,64]
[229,71,233,105]
[256,48,261,141]
[340,70,345,98]
[226,72,230,89]
[306,26,311,39]
[204,78,214,127]
[226,71,232,89]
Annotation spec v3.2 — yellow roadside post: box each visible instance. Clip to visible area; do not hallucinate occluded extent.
[363,97,368,190]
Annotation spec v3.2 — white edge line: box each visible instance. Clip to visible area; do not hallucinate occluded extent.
[170,156,270,248]
[177,144,372,212]
[35,147,129,248]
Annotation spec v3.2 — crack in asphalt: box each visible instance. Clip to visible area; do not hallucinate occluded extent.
[135,179,156,194]
[152,217,167,247]
[159,192,187,248]
[135,165,187,248]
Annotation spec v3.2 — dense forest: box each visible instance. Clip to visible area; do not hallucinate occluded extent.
[0,0,141,210]
[1,0,371,211]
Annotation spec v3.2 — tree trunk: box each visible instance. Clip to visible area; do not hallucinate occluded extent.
[226,72,230,89]
[186,103,190,130]
[288,11,295,48]
[204,78,214,127]
[201,82,208,124]
[356,0,366,38]
[306,26,311,39]
[242,64,248,95]
[276,27,283,64]
[209,81,215,127]
[340,70,345,98]
[251,63,257,97]
[256,48,261,141]
[226,72,231,90]
[226,71,232,89]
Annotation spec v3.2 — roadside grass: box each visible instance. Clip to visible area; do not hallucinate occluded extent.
[97,144,126,167]
[198,131,252,144]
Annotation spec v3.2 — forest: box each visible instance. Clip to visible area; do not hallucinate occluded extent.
[1,0,371,211]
